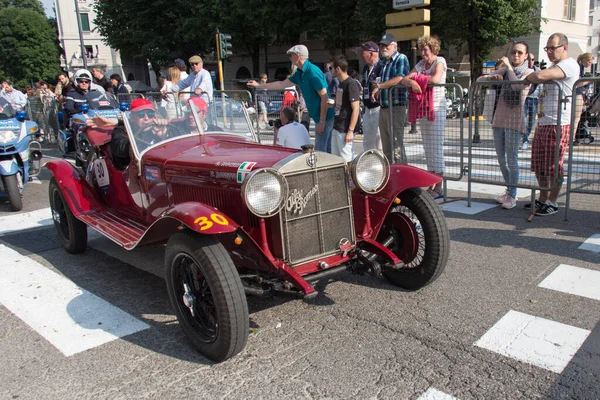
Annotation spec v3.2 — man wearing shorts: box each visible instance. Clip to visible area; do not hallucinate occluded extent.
[525,33,579,216]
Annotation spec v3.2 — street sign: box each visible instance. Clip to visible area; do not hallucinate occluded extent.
[393,0,430,10]
[482,61,496,67]
[386,9,430,26]
[386,26,430,41]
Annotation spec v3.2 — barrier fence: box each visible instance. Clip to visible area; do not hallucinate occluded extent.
[27,96,60,143]
[565,77,600,219]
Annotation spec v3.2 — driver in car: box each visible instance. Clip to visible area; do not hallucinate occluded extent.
[110,98,169,168]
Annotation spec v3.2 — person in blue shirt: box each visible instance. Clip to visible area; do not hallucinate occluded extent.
[248,45,335,153]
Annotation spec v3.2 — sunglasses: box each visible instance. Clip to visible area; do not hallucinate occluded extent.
[544,44,564,52]
[190,62,199,66]
[77,80,91,84]
[511,50,525,55]
[134,110,156,118]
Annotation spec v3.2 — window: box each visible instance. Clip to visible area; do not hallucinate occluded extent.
[563,0,576,20]
[80,13,90,32]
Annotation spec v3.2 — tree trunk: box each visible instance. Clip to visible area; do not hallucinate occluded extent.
[250,43,260,78]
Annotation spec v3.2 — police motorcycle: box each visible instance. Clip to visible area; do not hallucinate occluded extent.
[58,80,121,173]
[0,100,42,211]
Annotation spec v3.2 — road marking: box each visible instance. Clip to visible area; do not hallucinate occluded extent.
[538,264,600,301]
[0,208,53,236]
[578,234,600,254]
[475,310,590,373]
[0,244,149,356]
[439,200,497,215]
[417,387,460,400]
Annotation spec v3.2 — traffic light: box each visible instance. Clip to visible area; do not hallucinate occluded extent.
[219,33,233,60]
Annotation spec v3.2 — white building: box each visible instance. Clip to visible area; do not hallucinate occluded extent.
[54,0,151,84]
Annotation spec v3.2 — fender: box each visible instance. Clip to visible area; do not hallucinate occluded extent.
[159,201,239,235]
[353,164,442,239]
[45,160,105,215]
[0,159,19,175]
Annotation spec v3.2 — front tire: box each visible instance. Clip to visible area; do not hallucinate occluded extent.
[49,178,87,253]
[165,232,249,362]
[3,174,22,211]
[377,188,450,290]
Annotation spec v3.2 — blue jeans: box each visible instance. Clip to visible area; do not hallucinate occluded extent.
[523,97,538,143]
[314,117,334,153]
[493,127,521,199]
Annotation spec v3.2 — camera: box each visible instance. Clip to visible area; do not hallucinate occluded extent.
[268,119,282,129]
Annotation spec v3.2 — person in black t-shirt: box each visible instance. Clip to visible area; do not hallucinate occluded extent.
[331,55,360,162]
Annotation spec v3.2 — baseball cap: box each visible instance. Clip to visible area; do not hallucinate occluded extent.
[174,58,185,66]
[131,98,154,112]
[379,33,397,46]
[188,97,208,113]
[189,55,202,64]
[361,41,379,52]
[286,45,309,58]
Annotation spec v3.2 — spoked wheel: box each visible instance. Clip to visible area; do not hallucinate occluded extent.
[3,173,22,211]
[165,232,248,362]
[376,188,450,290]
[49,178,88,253]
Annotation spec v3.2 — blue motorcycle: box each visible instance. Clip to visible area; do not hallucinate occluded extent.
[0,103,42,211]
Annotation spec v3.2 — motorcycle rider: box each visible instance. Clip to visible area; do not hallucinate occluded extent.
[64,69,114,119]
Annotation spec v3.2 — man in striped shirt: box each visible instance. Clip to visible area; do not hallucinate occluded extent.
[371,33,411,164]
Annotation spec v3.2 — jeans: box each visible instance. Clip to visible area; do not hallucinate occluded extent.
[314,117,334,153]
[523,97,538,143]
[493,127,521,198]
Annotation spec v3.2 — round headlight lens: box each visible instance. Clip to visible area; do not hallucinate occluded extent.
[242,168,288,217]
[351,150,390,194]
[0,130,16,142]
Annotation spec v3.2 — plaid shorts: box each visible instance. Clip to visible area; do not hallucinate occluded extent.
[530,124,570,177]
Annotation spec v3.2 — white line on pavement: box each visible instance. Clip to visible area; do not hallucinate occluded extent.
[539,264,600,301]
[578,234,600,254]
[475,310,590,374]
[0,208,53,236]
[0,244,150,356]
[417,387,460,400]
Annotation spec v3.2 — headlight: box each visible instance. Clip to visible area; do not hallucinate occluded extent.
[351,150,390,194]
[241,168,288,217]
[0,130,16,142]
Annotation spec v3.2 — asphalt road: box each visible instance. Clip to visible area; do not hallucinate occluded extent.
[0,139,599,400]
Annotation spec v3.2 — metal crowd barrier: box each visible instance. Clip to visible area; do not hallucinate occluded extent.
[565,77,600,219]
[27,95,60,143]
[385,82,467,198]
[252,88,299,144]
[465,80,565,207]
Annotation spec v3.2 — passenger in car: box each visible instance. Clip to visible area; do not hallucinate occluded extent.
[175,97,223,133]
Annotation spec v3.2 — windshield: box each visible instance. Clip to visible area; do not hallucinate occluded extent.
[86,91,119,110]
[0,100,15,119]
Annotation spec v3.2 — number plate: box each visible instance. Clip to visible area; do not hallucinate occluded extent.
[94,158,110,187]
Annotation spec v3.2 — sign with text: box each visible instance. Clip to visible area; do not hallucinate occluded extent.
[386,9,430,26]
[393,0,430,10]
[386,26,430,41]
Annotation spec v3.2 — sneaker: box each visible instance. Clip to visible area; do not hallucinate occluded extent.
[501,195,517,209]
[495,190,509,204]
[535,202,558,216]
[522,141,529,150]
[524,199,544,209]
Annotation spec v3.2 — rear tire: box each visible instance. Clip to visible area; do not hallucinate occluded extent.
[165,231,249,362]
[49,178,87,253]
[3,174,22,211]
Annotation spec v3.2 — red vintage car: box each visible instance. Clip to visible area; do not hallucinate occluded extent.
[46,97,449,362]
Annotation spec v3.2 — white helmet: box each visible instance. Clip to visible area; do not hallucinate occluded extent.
[74,69,93,82]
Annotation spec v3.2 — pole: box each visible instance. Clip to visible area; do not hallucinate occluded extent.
[409,38,418,134]
[215,29,227,125]
[74,0,87,69]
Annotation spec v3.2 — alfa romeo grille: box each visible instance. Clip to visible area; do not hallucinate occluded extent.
[279,155,355,266]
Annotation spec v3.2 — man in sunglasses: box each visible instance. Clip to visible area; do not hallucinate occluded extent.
[525,32,579,216]
[162,55,213,104]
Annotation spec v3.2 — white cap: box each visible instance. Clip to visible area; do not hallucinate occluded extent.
[286,45,309,58]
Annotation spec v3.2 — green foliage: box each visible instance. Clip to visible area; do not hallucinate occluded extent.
[431,0,540,79]
[0,7,60,87]
[0,0,45,15]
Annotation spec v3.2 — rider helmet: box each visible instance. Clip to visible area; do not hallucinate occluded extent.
[74,69,93,82]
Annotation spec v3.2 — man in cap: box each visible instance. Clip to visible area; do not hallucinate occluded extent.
[361,41,384,151]
[0,80,27,109]
[163,55,213,104]
[248,44,335,153]
[370,33,411,163]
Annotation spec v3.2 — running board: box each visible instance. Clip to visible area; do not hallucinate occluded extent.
[78,210,147,249]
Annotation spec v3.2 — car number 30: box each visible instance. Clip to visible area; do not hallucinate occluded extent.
[94,159,110,187]
[194,213,229,230]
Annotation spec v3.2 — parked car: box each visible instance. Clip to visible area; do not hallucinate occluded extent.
[46,94,450,362]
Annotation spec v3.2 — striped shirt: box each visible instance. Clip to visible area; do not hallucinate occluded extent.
[379,51,410,108]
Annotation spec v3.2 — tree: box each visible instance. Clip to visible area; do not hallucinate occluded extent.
[0,0,45,15]
[432,0,540,80]
[0,7,60,87]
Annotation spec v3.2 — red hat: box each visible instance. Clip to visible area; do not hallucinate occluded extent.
[188,96,208,112]
[131,98,154,112]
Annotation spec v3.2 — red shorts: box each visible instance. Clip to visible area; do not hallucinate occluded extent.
[530,124,570,177]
